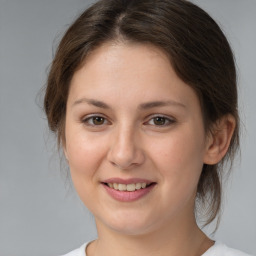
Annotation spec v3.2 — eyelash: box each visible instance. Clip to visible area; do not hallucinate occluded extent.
[81,114,175,127]
[145,115,175,127]
[82,114,110,126]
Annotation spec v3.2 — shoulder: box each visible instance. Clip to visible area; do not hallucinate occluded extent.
[203,241,254,256]
[59,243,88,256]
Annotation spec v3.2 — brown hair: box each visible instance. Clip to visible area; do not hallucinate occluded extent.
[44,0,239,227]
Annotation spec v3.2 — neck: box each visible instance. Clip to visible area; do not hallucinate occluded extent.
[87,214,213,256]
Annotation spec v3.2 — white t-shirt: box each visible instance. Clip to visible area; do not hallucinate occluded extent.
[60,241,253,256]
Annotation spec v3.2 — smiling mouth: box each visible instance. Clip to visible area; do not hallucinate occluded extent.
[103,182,155,192]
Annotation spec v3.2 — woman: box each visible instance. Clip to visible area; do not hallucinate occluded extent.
[44,0,252,255]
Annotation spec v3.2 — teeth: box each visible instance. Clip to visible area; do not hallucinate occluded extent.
[135,183,142,190]
[107,182,148,191]
[142,183,146,188]
[127,184,135,191]
[118,184,126,191]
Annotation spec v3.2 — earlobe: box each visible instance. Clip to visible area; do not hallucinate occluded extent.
[204,115,236,165]
[63,147,69,161]
[62,140,69,161]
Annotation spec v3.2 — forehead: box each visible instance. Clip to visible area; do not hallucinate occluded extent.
[68,41,199,112]
[78,41,172,80]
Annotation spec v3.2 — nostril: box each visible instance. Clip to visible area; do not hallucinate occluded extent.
[107,139,145,170]
[110,161,134,170]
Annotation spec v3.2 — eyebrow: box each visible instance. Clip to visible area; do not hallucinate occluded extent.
[139,100,186,109]
[72,98,186,109]
[72,98,111,109]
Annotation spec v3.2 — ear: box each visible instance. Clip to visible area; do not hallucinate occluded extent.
[63,146,69,161]
[61,139,69,162]
[203,115,236,165]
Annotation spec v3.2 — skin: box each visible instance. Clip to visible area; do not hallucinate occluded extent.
[64,42,235,256]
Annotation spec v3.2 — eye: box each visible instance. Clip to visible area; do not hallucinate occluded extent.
[82,115,108,126]
[146,115,175,126]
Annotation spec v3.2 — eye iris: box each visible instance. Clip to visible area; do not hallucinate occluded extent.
[154,117,166,125]
[93,117,104,125]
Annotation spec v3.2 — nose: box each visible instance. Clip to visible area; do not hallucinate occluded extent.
[107,125,145,170]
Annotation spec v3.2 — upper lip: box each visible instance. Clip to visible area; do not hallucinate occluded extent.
[102,178,155,185]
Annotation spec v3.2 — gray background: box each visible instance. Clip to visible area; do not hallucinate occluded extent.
[0,0,255,255]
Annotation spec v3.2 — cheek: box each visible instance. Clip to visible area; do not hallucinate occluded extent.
[65,129,107,183]
[64,131,108,206]
[151,128,205,188]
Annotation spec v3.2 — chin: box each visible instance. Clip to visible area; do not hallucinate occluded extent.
[95,210,160,236]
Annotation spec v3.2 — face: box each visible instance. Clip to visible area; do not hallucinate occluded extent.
[64,42,211,235]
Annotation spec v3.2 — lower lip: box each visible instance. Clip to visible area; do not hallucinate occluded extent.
[103,184,156,202]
